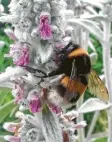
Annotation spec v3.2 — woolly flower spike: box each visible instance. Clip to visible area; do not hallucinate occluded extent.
[39,12,52,40]
[27,90,42,113]
[9,43,30,66]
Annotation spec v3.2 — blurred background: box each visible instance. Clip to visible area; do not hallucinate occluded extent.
[0,1,108,142]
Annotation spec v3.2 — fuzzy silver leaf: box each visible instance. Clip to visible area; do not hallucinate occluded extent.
[42,106,63,142]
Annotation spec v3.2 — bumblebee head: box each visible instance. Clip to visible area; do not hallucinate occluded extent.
[56,41,80,61]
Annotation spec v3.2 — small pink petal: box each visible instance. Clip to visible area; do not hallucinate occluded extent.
[4,29,17,41]
[3,122,19,133]
[74,121,87,129]
[49,104,62,114]
[28,91,42,113]
[39,14,52,40]
[4,135,20,142]
[10,45,30,66]
[29,99,41,113]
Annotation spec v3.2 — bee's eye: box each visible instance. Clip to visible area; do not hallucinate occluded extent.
[59,54,66,61]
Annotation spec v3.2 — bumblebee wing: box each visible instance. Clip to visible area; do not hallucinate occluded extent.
[88,69,109,103]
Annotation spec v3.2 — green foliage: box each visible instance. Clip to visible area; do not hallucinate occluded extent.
[0,90,15,124]
[1,0,10,13]
[0,35,13,72]
[88,35,103,74]
[0,24,14,136]
[0,88,16,135]
[95,137,107,142]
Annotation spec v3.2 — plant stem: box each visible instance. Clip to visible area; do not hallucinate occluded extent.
[102,20,112,142]
[86,111,100,142]
[77,96,85,142]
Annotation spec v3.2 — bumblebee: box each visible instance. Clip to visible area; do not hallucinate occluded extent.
[25,41,109,104]
[46,41,109,103]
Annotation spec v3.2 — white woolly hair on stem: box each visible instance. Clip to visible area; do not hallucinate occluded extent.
[75,6,90,142]
[102,20,112,142]
[0,82,14,89]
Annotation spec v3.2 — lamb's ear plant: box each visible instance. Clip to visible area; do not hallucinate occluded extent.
[0,0,112,142]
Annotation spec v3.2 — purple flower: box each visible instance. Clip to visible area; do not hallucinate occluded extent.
[49,103,62,114]
[10,44,30,66]
[27,90,42,113]
[39,13,52,40]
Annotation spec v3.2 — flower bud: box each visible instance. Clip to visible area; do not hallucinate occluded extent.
[9,43,30,66]
[49,104,62,114]
[39,12,52,40]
